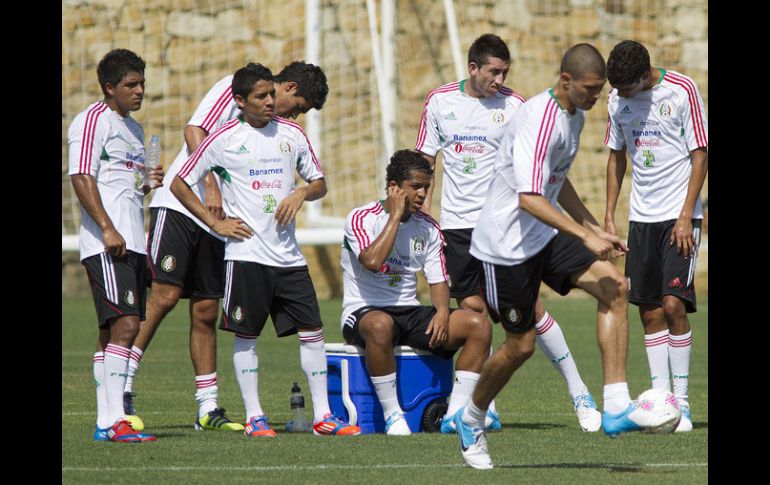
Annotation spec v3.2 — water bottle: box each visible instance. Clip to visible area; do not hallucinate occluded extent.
[143,134,161,189]
[285,382,311,432]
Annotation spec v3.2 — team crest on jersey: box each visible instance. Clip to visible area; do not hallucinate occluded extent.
[124,290,136,307]
[232,306,244,323]
[491,109,506,126]
[658,102,672,118]
[161,255,176,272]
[411,236,426,255]
[278,137,292,155]
[506,307,521,324]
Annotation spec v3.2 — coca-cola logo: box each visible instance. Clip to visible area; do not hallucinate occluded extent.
[454,143,485,154]
[634,138,662,147]
[251,180,283,190]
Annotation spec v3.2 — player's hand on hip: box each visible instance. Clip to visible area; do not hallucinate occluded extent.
[205,183,226,220]
[103,227,127,258]
[670,217,695,259]
[212,217,254,240]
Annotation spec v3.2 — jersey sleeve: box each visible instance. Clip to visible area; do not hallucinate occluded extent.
[415,92,441,156]
[68,108,109,177]
[679,79,709,150]
[294,128,324,182]
[511,100,559,194]
[344,204,381,258]
[177,125,228,186]
[604,92,626,150]
[422,221,447,284]
[187,76,234,133]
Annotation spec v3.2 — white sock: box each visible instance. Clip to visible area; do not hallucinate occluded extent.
[195,372,219,418]
[603,382,632,414]
[124,346,143,394]
[233,335,264,419]
[298,329,332,422]
[668,331,692,404]
[370,372,403,419]
[93,352,111,429]
[104,344,131,424]
[644,329,671,391]
[461,399,487,428]
[487,345,497,414]
[535,311,587,397]
[446,370,480,417]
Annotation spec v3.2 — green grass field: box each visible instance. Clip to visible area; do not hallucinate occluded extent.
[62,296,707,484]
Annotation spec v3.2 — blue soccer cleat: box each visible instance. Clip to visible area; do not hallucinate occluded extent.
[312,413,361,436]
[454,407,493,470]
[442,409,501,434]
[675,402,692,432]
[602,402,678,437]
[107,419,157,442]
[93,426,110,441]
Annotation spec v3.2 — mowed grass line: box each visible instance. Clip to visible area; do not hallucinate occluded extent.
[62,296,707,484]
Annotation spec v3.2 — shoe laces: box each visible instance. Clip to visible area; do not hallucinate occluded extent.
[113,419,135,433]
[573,393,596,410]
[248,416,270,429]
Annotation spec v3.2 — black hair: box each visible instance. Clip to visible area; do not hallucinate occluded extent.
[231,63,274,100]
[97,49,145,96]
[386,149,433,187]
[274,61,329,110]
[560,43,606,80]
[607,40,651,86]
[468,33,510,67]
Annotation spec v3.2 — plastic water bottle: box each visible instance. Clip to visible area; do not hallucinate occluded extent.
[285,382,311,432]
[143,134,161,189]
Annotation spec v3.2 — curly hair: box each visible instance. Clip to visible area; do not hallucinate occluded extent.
[274,61,329,110]
[385,149,433,187]
[231,63,274,100]
[607,40,651,86]
[97,49,145,96]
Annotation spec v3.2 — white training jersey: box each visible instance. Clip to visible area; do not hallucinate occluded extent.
[471,89,585,266]
[178,115,324,267]
[68,101,147,261]
[340,201,447,328]
[415,80,526,229]
[605,69,708,223]
[150,75,239,237]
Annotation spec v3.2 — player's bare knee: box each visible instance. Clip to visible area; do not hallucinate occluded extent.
[359,316,394,345]
[191,299,219,327]
[150,285,182,312]
[662,295,686,322]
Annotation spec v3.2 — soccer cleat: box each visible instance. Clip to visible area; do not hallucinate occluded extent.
[312,413,361,436]
[454,407,493,470]
[244,415,277,437]
[675,402,693,432]
[485,409,502,432]
[442,409,501,434]
[573,392,602,432]
[107,419,157,442]
[194,408,245,431]
[384,411,411,435]
[123,392,145,431]
[601,402,679,437]
[93,426,110,441]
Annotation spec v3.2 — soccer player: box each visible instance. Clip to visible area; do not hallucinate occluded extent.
[603,40,708,433]
[415,33,601,433]
[68,49,163,442]
[170,63,360,437]
[341,149,491,435]
[125,62,329,432]
[455,44,679,469]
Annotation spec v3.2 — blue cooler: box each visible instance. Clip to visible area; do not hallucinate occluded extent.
[325,343,453,434]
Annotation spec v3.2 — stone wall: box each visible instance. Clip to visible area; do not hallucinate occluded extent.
[62,0,708,298]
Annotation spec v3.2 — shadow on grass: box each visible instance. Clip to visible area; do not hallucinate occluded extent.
[494,463,666,473]
[500,422,566,430]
